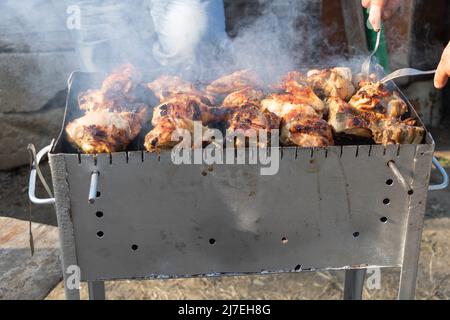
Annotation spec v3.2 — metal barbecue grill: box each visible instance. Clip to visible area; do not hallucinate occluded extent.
[29,72,448,300]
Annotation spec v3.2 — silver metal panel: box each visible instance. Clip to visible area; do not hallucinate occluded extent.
[48,154,80,299]
[56,143,433,282]
[398,143,434,299]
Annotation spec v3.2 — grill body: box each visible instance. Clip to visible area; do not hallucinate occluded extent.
[43,72,438,299]
[49,144,433,281]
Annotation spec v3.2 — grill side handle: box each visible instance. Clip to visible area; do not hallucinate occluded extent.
[429,157,449,191]
[29,144,56,205]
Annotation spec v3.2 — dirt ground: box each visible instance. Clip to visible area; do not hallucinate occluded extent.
[2,123,450,300]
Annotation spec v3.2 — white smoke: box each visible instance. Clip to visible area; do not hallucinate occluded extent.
[3,0,365,81]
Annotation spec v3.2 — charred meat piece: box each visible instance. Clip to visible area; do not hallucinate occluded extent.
[261,92,333,147]
[78,89,148,113]
[144,116,210,152]
[353,72,379,89]
[78,64,151,113]
[78,89,110,112]
[326,97,372,138]
[222,87,265,108]
[278,71,308,88]
[349,82,408,119]
[261,91,325,118]
[327,96,424,145]
[151,95,231,126]
[206,70,262,96]
[265,71,325,116]
[144,117,180,151]
[306,67,356,101]
[66,106,148,154]
[145,95,228,152]
[101,63,141,100]
[226,104,280,148]
[69,64,151,154]
[270,71,308,92]
[371,119,425,145]
[281,110,334,147]
[147,75,214,104]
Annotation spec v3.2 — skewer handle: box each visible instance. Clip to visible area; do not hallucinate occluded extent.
[88,171,99,204]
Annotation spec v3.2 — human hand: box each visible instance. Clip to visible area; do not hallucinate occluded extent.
[435,42,450,89]
[361,0,402,32]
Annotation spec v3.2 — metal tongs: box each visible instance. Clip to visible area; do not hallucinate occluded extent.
[380,68,436,84]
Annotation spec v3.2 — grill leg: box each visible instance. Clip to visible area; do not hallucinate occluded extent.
[88,281,106,300]
[398,239,421,300]
[343,269,366,300]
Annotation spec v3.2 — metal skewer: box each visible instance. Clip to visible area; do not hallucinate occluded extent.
[380,68,436,84]
[388,161,413,195]
[361,31,381,77]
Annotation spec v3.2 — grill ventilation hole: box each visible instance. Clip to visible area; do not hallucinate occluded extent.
[386,179,394,186]
[96,191,101,198]
[380,217,388,223]
[96,231,104,238]
[383,198,391,205]
[96,211,103,218]
[209,238,216,245]
[353,232,360,238]
[131,244,139,251]
[294,265,301,271]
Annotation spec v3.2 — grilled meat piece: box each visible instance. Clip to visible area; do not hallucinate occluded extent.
[144,116,210,152]
[326,97,372,138]
[66,106,148,154]
[353,72,379,89]
[261,93,333,147]
[206,70,262,96]
[371,119,425,145]
[151,95,230,126]
[78,89,110,112]
[261,91,325,118]
[226,104,280,148]
[306,67,356,101]
[271,71,307,91]
[78,89,149,113]
[78,64,150,113]
[265,71,326,116]
[145,95,228,152]
[327,96,424,145]
[101,63,141,99]
[349,82,408,118]
[144,117,180,151]
[222,87,265,108]
[147,75,214,104]
[70,64,152,154]
[281,110,334,147]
